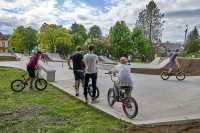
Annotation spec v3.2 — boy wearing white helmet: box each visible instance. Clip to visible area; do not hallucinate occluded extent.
[111,57,134,96]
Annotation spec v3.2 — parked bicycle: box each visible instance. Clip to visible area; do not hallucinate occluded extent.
[11,69,48,92]
[105,72,138,119]
[161,68,186,81]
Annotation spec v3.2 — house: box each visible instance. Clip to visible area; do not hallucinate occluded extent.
[0,32,8,53]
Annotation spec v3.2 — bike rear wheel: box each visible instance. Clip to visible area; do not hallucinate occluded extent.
[107,88,116,107]
[35,78,47,91]
[176,71,186,81]
[88,84,99,98]
[161,71,170,80]
[122,97,138,119]
[11,80,25,92]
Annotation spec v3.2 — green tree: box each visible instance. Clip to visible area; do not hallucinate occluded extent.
[131,26,154,58]
[84,38,109,55]
[89,25,102,39]
[70,23,88,47]
[9,26,37,53]
[71,22,86,34]
[109,21,132,58]
[38,23,71,53]
[185,26,200,54]
[136,0,164,42]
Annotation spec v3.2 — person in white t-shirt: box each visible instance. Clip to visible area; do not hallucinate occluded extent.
[83,45,98,103]
[112,57,133,96]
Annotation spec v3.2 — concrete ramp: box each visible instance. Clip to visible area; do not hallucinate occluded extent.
[131,58,170,75]
[45,53,65,62]
[99,56,117,64]
[131,57,169,69]
[150,57,161,65]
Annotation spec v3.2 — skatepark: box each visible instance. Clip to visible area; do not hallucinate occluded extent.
[1,54,200,125]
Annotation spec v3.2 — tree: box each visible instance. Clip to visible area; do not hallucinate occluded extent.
[109,21,132,58]
[37,23,71,53]
[136,0,164,43]
[70,23,88,47]
[9,26,37,53]
[71,22,86,34]
[185,26,200,54]
[89,25,102,39]
[131,26,154,58]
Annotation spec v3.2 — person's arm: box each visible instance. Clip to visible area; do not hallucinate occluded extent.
[95,55,98,64]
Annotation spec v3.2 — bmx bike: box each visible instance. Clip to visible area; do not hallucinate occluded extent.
[161,68,186,81]
[11,68,48,92]
[105,72,138,119]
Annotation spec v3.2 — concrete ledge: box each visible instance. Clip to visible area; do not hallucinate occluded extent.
[39,61,56,82]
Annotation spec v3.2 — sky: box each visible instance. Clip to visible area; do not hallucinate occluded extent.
[0,0,200,42]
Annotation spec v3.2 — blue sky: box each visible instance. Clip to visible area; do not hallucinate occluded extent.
[0,0,200,42]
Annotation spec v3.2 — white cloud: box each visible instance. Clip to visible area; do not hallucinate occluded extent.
[0,0,200,42]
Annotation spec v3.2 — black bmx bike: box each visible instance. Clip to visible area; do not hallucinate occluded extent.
[161,68,186,81]
[11,69,48,92]
[105,72,138,119]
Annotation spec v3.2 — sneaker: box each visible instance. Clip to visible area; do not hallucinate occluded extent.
[85,97,88,103]
[91,98,99,104]
[75,93,79,97]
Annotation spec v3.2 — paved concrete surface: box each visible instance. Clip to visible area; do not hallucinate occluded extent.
[1,58,200,125]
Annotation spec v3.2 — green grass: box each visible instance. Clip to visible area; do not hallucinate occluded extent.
[0,56,17,61]
[0,67,128,133]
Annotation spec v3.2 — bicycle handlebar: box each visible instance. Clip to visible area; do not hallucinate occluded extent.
[105,72,118,82]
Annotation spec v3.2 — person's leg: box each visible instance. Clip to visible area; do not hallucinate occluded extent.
[125,87,132,97]
[29,77,34,89]
[74,71,80,96]
[75,80,80,96]
[84,74,90,101]
[168,68,173,74]
[91,73,97,99]
[26,67,35,89]
[80,72,85,89]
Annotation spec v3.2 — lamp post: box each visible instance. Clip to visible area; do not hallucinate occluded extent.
[184,25,188,45]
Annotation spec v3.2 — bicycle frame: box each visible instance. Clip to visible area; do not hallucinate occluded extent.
[106,73,124,100]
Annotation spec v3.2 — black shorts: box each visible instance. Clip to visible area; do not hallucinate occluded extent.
[27,67,35,78]
[73,71,84,81]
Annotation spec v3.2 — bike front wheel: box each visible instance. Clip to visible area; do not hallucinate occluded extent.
[122,97,138,119]
[35,78,48,91]
[11,80,25,92]
[88,84,100,98]
[161,71,170,80]
[176,71,186,81]
[107,88,116,107]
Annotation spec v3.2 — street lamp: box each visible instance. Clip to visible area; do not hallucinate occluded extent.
[184,24,188,44]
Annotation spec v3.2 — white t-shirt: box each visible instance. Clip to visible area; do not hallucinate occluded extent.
[113,64,133,87]
[84,53,98,74]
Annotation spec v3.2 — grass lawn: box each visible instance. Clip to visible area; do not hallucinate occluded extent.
[0,67,128,133]
[0,56,17,61]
